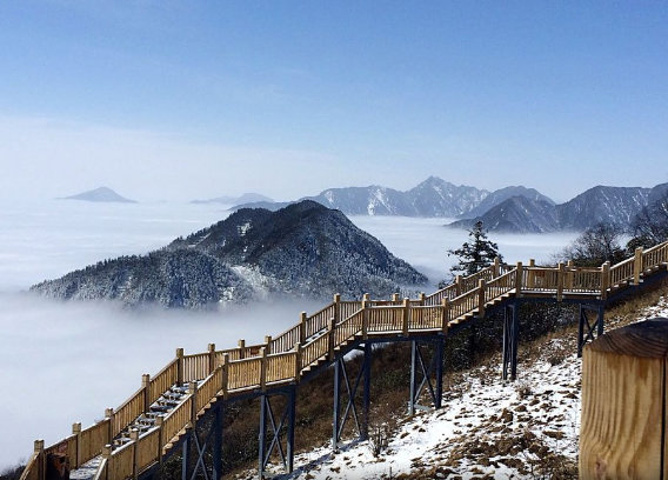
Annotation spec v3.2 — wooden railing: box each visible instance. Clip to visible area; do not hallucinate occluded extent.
[20,241,668,480]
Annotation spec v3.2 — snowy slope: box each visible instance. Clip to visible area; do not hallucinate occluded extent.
[243,297,668,480]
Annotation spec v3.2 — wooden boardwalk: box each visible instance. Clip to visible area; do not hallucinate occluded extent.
[19,242,668,480]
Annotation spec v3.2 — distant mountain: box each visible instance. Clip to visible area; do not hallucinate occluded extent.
[231,201,294,212]
[555,186,651,231]
[448,196,560,234]
[309,185,414,215]
[648,182,668,206]
[405,176,489,217]
[309,176,489,217]
[461,186,555,220]
[60,187,136,203]
[31,201,427,308]
[191,192,273,205]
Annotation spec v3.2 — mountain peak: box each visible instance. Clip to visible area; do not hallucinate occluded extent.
[60,187,137,203]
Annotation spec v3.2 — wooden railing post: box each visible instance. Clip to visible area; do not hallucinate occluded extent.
[455,275,462,296]
[515,262,523,294]
[175,348,184,386]
[493,257,501,277]
[142,373,150,413]
[566,260,575,290]
[101,444,112,480]
[361,296,368,340]
[294,342,302,381]
[557,262,564,301]
[634,246,643,285]
[221,353,230,399]
[601,261,611,300]
[260,347,267,391]
[527,259,535,289]
[478,279,486,318]
[238,339,246,360]
[34,439,45,480]
[188,382,197,427]
[328,318,337,359]
[402,298,410,335]
[208,343,216,374]
[155,416,164,462]
[392,292,400,304]
[72,422,82,469]
[419,292,426,305]
[264,336,272,355]
[129,429,139,480]
[299,312,307,344]
[105,408,114,441]
[333,293,341,324]
[441,298,449,335]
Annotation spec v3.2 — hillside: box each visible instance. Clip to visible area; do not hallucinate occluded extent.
[31,201,427,308]
[246,291,668,479]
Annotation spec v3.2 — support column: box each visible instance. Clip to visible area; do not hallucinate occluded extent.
[502,301,519,381]
[361,343,371,440]
[578,303,605,357]
[213,403,223,480]
[258,395,267,478]
[409,340,417,416]
[332,359,341,451]
[434,337,444,409]
[286,386,296,474]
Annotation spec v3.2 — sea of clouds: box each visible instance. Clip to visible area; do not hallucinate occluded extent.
[0,200,577,469]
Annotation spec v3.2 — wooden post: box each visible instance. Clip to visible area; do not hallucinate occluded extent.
[601,261,611,300]
[402,298,410,335]
[154,416,164,462]
[175,348,184,386]
[238,339,246,360]
[566,260,575,291]
[527,259,535,289]
[264,336,272,355]
[34,439,45,480]
[580,319,668,478]
[105,408,114,441]
[441,298,449,335]
[392,292,400,303]
[557,262,564,302]
[101,444,112,480]
[299,311,307,344]
[142,373,150,413]
[221,353,230,399]
[333,293,341,324]
[455,275,462,296]
[477,279,486,318]
[208,343,216,374]
[361,298,368,340]
[130,429,139,480]
[259,347,267,391]
[419,292,426,305]
[493,256,500,277]
[188,382,197,427]
[515,262,523,294]
[328,318,337,359]
[294,342,302,381]
[634,246,643,285]
[72,422,82,468]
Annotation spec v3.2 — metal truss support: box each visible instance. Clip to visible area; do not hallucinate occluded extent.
[332,343,371,450]
[578,302,605,357]
[408,337,445,415]
[258,386,296,478]
[180,401,224,480]
[502,301,520,381]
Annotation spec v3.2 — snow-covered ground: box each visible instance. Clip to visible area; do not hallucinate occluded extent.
[238,297,668,480]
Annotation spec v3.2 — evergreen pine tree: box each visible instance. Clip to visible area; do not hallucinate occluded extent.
[448,220,503,277]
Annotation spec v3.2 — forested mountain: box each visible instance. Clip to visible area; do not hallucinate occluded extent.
[449,196,560,233]
[31,201,427,308]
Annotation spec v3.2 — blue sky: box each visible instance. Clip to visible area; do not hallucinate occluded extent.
[0,1,666,203]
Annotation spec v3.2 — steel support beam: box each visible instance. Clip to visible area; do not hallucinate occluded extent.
[408,337,445,414]
[332,343,371,450]
[502,301,519,381]
[578,302,605,357]
[258,387,297,477]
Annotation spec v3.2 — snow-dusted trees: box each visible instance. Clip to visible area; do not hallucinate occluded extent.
[448,220,503,277]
